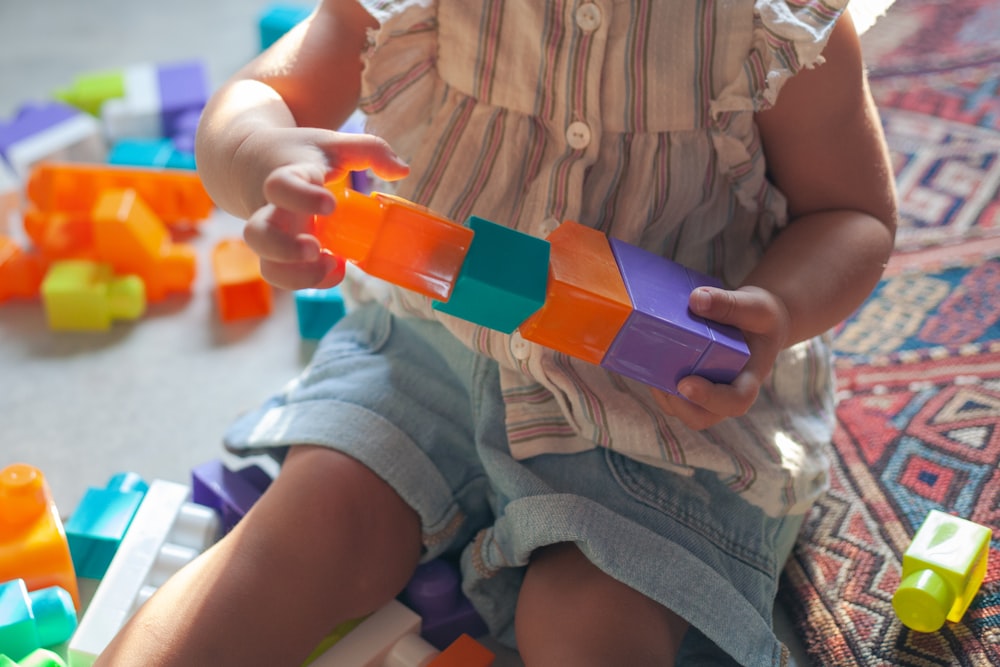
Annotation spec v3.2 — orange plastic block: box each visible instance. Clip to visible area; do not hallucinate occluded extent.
[91,188,196,302]
[22,209,95,261]
[26,162,213,227]
[518,221,632,365]
[212,238,273,321]
[0,236,46,302]
[314,181,473,301]
[427,634,495,667]
[0,464,80,610]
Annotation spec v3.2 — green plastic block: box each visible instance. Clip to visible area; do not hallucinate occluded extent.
[55,70,126,116]
[433,216,549,334]
[16,649,67,667]
[0,581,76,662]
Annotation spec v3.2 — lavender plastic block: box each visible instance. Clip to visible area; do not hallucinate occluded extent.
[401,559,488,650]
[603,239,747,394]
[683,269,749,383]
[157,61,209,141]
[0,103,78,164]
[191,459,272,533]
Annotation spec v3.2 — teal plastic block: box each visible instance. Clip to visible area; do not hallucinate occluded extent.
[259,5,312,51]
[294,286,346,340]
[433,216,549,334]
[0,581,76,662]
[65,473,148,579]
[108,139,195,170]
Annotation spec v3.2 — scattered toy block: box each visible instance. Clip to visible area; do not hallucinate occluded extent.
[0,464,80,611]
[317,181,474,301]
[0,103,106,178]
[258,4,312,51]
[68,480,220,667]
[0,160,20,234]
[108,139,195,170]
[294,286,346,340]
[55,68,127,117]
[0,648,67,667]
[26,162,213,228]
[0,237,46,303]
[65,473,149,580]
[91,188,196,302]
[190,460,272,534]
[893,510,992,633]
[212,238,272,321]
[427,634,494,667]
[433,216,549,334]
[301,617,366,666]
[402,559,488,651]
[0,580,76,662]
[518,221,632,365]
[40,260,145,331]
[602,239,749,394]
[308,600,437,667]
[20,210,94,262]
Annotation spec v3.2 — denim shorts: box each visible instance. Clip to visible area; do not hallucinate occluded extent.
[224,303,805,667]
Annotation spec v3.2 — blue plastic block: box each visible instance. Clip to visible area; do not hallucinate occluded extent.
[294,286,346,340]
[65,473,148,579]
[432,216,549,334]
[258,4,312,51]
[191,460,272,534]
[108,139,195,170]
[0,581,76,662]
[402,559,488,650]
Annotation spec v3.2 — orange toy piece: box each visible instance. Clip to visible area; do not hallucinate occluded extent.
[427,634,495,667]
[518,220,632,364]
[315,180,473,301]
[26,162,213,228]
[91,188,196,302]
[21,209,95,261]
[212,238,273,321]
[0,236,46,302]
[0,463,80,610]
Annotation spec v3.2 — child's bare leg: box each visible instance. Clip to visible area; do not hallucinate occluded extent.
[95,445,422,667]
[515,542,689,667]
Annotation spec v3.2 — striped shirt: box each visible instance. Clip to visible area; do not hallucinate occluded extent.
[352,0,848,516]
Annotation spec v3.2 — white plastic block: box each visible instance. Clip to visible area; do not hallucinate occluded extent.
[310,600,439,667]
[0,159,20,235]
[5,113,106,178]
[68,480,220,667]
[101,64,162,141]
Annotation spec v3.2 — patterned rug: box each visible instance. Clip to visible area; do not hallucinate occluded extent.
[779,1,1000,665]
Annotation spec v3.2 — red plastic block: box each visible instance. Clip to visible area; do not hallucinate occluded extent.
[91,188,196,302]
[518,221,632,364]
[0,464,80,611]
[427,634,495,667]
[315,181,473,301]
[26,162,213,228]
[211,238,272,321]
[0,236,46,302]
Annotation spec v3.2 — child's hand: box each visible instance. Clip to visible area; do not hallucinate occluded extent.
[241,128,409,290]
[651,285,790,430]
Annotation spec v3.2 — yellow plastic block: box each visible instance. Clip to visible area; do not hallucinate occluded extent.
[26,162,213,227]
[518,221,632,364]
[41,260,145,331]
[314,181,473,301]
[91,188,196,302]
[892,510,992,632]
[0,236,47,302]
[0,464,81,610]
[212,238,273,322]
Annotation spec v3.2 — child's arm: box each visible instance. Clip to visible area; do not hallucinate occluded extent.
[195,0,408,289]
[657,11,898,429]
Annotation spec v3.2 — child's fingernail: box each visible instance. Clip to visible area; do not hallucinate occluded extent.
[691,288,711,312]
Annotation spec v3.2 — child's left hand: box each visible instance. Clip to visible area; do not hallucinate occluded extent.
[651,285,790,430]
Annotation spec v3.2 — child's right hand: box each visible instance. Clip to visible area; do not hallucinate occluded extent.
[241,128,409,290]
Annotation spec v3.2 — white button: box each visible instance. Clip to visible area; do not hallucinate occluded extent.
[510,331,531,361]
[566,121,591,150]
[539,217,560,236]
[575,3,602,32]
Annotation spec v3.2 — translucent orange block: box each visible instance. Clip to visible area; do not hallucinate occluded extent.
[518,221,632,365]
[212,238,273,322]
[26,161,213,227]
[0,464,80,610]
[427,634,495,667]
[314,181,473,301]
[0,236,46,302]
[22,209,95,261]
[91,188,196,302]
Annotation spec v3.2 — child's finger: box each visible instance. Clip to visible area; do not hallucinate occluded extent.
[263,164,336,214]
[258,253,342,291]
[244,204,320,263]
[319,132,410,182]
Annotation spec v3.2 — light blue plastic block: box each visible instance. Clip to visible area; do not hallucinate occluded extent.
[258,4,312,51]
[433,216,549,334]
[108,139,195,170]
[0,581,76,662]
[294,286,346,340]
[65,473,148,579]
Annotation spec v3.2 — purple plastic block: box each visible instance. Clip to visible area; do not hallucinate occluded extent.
[190,459,271,533]
[401,559,488,650]
[602,238,748,394]
[0,102,79,164]
[157,61,209,142]
[683,269,750,384]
